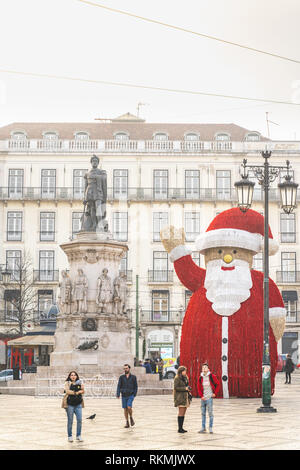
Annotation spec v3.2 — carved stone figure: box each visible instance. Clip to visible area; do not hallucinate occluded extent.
[96,268,112,313]
[77,340,99,351]
[80,155,108,232]
[73,268,88,314]
[113,272,128,315]
[58,270,72,315]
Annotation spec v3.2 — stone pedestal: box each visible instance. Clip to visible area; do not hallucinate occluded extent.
[50,232,134,369]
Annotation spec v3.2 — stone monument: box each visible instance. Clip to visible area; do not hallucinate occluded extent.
[50,155,133,369]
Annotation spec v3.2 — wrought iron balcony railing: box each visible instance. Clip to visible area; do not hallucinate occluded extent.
[140,310,184,323]
[276,272,300,283]
[0,186,293,203]
[286,311,300,323]
[148,270,174,283]
[0,310,40,323]
[33,270,59,282]
[119,270,133,283]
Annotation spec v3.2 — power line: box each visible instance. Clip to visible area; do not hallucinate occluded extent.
[76,0,300,65]
[0,67,299,106]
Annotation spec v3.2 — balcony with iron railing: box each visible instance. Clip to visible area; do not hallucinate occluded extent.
[148,270,174,283]
[6,231,22,241]
[0,186,291,203]
[119,270,133,283]
[2,138,300,154]
[0,310,40,323]
[276,272,300,284]
[33,270,59,283]
[286,311,300,323]
[140,309,184,324]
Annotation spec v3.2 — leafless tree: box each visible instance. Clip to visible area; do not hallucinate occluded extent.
[1,251,38,336]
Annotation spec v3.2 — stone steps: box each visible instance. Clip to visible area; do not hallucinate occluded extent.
[0,386,173,396]
[0,386,35,396]
[0,365,174,396]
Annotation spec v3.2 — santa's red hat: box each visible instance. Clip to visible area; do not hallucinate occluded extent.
[196,208,278,255]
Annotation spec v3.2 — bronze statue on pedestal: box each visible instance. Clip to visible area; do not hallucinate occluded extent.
[80,155,108,232]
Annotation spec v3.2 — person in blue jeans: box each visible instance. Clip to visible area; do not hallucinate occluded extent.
[197,363,220,434]
[116,364,138,428]
[65,371,85,442]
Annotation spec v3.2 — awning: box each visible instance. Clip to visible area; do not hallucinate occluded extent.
[7,335,55,347]
[4,290,20,301]
[282,291,298,302]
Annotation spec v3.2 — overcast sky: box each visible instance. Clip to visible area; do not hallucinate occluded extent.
[0,0,300,140]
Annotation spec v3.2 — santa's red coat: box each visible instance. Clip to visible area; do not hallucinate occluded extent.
[175,255,284,398]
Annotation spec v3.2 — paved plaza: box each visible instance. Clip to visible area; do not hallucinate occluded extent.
[1,372,300,451]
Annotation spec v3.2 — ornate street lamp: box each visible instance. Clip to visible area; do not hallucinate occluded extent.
[278,164,298,214]
[235,159,255,212]
[235,151,298,413]
[0,269,11,285]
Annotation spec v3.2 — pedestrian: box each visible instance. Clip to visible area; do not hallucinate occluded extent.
[150,358,156,374]
[116,364,138,428]
[158,358,164,381]
[64,371,85,442]
[197,363,220,434]
[284,354,295,384]
[143,359,152,374]
[173,365,192,433]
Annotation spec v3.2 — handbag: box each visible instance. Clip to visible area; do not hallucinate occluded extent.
[61,392,68,409]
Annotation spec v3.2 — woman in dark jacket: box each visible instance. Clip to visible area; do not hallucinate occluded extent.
[65,371,85,442]
[284,354,294,384]
[173,365,191,433]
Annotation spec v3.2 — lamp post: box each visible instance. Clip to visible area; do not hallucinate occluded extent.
[1,269,12,286]
[235,151,298,413]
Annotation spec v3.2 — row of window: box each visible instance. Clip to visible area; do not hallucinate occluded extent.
[5,210,297,244]
[4,287,298,323]
[5,211,129,242]
[4,248,298,282]
[6,168,292,199]
[4,288,54,317]
[10,131,261,142]
[3,288,186,321]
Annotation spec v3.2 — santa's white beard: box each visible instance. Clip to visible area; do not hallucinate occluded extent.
[204,258,253,316]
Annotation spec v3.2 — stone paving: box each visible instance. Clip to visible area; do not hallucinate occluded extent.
[1,372,300,450]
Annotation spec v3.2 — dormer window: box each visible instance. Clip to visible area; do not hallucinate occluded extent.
[245,132,260,142]
[114,132,129,141]
[153,133,168,141]
[43,132,58,140]
[184,133,199,141]
[75,132,89,140]
[215,133,230,141]
[11,131,27,140]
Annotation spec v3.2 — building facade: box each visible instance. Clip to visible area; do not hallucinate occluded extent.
[0,113,299,364]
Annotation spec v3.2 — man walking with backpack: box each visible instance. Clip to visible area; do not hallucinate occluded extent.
[116,364,138,428]
[197,363,220,434]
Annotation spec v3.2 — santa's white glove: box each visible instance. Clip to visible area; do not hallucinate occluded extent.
[160,225,192,262]
[160,225,185,253]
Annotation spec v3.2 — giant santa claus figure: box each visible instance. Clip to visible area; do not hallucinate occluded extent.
[160,208,286,398]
